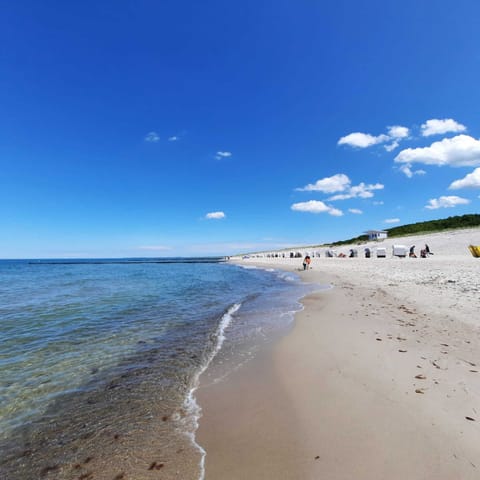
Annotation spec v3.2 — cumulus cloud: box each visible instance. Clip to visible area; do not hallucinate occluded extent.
[388,125,410,139]
[328,182,384,201]
[425,196,470,210]
[384,218,400,224]
[338,132,389,148]
[205,211,226,219]
[398,163,427,178]
[421,118,467,137]
[168,136,179,142]
[296,173,350,193]
[144,131,160,142]
[384,127,410,152]
[394,135,480,167]
[385,141,400,152]
[291,200,343,216]
[373,201,384,205]
[338,125,409,151]
[449,167,480,190]
[296,174,383,201]
[215,151,232,160]
[348,208,363,214]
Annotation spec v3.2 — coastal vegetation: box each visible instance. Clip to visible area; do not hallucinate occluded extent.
[239,214,480,254]
[328,214,480,247]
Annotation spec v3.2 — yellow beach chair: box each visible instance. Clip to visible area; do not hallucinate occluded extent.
[468,245,480,258]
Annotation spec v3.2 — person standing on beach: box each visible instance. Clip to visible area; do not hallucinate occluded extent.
[303,255,311,270]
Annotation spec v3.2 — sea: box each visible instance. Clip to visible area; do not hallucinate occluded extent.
[0,258,321,479]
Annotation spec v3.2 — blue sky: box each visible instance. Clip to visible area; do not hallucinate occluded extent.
[1,1,480,258]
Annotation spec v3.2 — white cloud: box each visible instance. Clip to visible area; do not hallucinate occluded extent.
[385,140,399,152]
[328,182,384,201]
[329,208,345,217]
[425,195,470,210]
[421,118,467,137]
[388,125,410,139]
[138,245,171,251]
[168,136,179,142]
[205,211,226,220]
[291,200,343,216]
[215,151,232,160]
[399,164,413,177]
[373,201,384,205]
[384,126,410,151]
[338,124,409,150]
[449,167,480,190]
[384,218,400,224]
[297,174,383,201]
[338,132,389,148]
[398,163,427,178]
[144,131,160,142]
[296,173,350,193]
[348,208,363,214]
[394,135,480,167]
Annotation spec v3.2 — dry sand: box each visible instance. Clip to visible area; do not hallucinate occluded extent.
[197,228,480,479]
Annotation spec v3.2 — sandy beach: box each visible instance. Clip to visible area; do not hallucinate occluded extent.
[197,228,480,479]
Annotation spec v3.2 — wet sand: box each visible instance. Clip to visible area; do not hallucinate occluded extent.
[197,228,480,479]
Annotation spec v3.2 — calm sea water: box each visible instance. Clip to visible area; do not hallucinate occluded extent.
[0,259,319,479]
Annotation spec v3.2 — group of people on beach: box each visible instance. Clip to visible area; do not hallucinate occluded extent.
[300,243,434,264]
[410,244,433,258]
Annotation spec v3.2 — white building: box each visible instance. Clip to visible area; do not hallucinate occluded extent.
[365,230,388,241]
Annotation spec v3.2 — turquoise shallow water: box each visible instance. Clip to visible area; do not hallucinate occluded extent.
[0,259,318,479]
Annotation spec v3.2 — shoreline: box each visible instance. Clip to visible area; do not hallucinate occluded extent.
[196,228,480,479]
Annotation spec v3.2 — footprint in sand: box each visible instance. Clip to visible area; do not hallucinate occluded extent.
[432,359,448,370]
[460,359,476,367]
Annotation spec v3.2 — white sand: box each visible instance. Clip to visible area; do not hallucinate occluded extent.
[197,227,480,479]
[238,227,480,328]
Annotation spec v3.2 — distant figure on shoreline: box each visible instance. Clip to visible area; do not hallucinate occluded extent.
[425,243,433,255]
[303,255,311,270]
[409,245,417,258]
